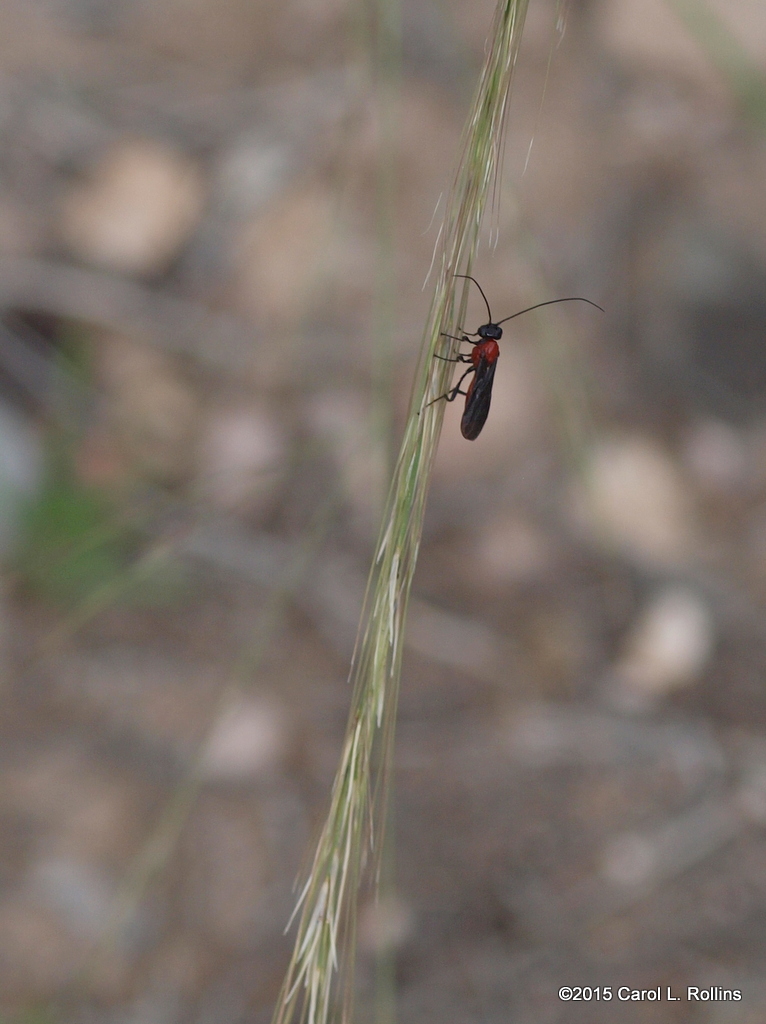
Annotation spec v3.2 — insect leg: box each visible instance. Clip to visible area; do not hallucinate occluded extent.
[425,365,475,407]
[440,332,477,343]
[433,352,472,363]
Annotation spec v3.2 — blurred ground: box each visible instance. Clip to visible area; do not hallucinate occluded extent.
[1,0,766,1022]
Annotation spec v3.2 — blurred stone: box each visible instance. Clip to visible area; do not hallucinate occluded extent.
[601,832,657,887]
[359,894,415,953]
[29,857,114,940]
[233,180,374,329]
[214,136,290,215]
[0,401,43,557]
[602,797,741,893]
[233,182,336,327]
[682,419,748,494]
[472,516,552,586]
[118,991,182,1024]
[575,434,696,564]
[60,139,205,276]
[99,333,199,485]
[528,607,593,683]
[200,696,287,782]
[609,587,714,709]
[197,404,286,512]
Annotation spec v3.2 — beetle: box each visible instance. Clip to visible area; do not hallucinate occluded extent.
[429,274,603,440]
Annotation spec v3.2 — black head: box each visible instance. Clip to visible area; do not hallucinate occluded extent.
[478,322,503,341]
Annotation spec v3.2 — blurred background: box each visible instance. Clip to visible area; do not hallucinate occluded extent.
[1,0,766,1021]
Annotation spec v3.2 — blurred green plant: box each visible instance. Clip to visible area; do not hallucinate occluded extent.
[16,448,132,605]
[15,450,192,630]
[13,319,131,605]
[0,1005,57,1024]
[13,323,186,612]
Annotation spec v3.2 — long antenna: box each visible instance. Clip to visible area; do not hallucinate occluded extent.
[496,296,604,325]
[454,274,492,323]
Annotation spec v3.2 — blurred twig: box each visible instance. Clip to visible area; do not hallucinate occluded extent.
[0,319,88,414]
[0,257,256,371]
